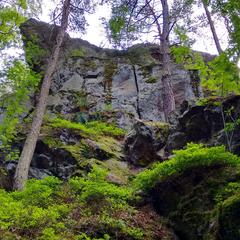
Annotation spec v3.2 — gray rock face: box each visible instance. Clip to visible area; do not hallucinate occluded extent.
[21,19,207,129]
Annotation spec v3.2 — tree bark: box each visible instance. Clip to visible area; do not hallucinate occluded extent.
[202,0,223,54]
[13,0,71,190]
[160,0,175,121]
[146,0,176,121]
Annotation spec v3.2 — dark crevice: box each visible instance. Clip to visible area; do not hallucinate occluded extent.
[132,65,142,119]
[82,75,86,90]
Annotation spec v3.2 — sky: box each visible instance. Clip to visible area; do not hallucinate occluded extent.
[39,0,229,55]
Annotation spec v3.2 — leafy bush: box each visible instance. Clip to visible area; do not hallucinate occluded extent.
[0,166,144,239]
[69,165,133,206]
[0,191,68,233]
[133,143,240,191]
[11,176,61,207]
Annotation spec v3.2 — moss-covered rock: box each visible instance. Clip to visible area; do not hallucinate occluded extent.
[124,120,169,166]
[39,116,129,184]
[151,165,236,239]
[218,194,240,240]
[134,144,240,239]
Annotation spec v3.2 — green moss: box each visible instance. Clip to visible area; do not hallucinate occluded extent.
[84,121,126,138]
[42,136,62,148]
[218,193,240,240]
[144,121,170,132]
[196,96,222,106]
[61,143,83,161]
[48,118,126,138]
[69,48,85,57]
[146,76,157,84]
[144,121,169,130]
[103,61,117,98]
[101,159,132,185]
[93,136,122,157]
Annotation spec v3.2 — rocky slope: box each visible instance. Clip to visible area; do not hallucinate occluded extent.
[0,19,240,240]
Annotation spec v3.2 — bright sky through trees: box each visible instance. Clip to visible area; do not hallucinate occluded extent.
[39,0,228,55]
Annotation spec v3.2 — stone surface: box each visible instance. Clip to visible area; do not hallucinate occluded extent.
[84,139,112,160]
[20,19,209,129]
[166,95,240,155]
[151,165,240,240]
[5,140,79,180]
[124,120,169,166]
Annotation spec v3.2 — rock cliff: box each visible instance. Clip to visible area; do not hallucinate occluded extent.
[1,19,240,240]
[21,18,206,128]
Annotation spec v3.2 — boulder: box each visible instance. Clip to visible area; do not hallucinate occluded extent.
[1,140,78,181]
[167,95,240,154]
[84,139,113,160]
[124,120,169,166]
[151,164,240,240]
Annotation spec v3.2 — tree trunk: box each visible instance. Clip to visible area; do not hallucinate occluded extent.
[13,0,71,190]
[160,0,175,121]
[202,0,223,54]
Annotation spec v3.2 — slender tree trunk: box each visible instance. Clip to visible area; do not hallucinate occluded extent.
[13,0,71,190]
[202,0,223,54]
[160,0,175,121]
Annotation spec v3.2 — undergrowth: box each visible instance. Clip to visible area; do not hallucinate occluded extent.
[1,144,240,239]
[0,166,142,240]
[133,143,240,191]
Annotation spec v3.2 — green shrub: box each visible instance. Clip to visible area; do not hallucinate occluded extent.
[133,143,240,191]
[0,190,68,233]
[75,233,110,240]
[69,165,133,206]
[0,166,161,239]
[11,176,61,207]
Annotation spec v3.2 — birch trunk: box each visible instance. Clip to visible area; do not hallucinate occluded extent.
[13,0,71,190]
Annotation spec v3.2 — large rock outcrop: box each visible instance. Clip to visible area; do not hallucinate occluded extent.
[124,120,169,166]
[167,95,240,155]
[151,164,240,240]
[20,18,208,129]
